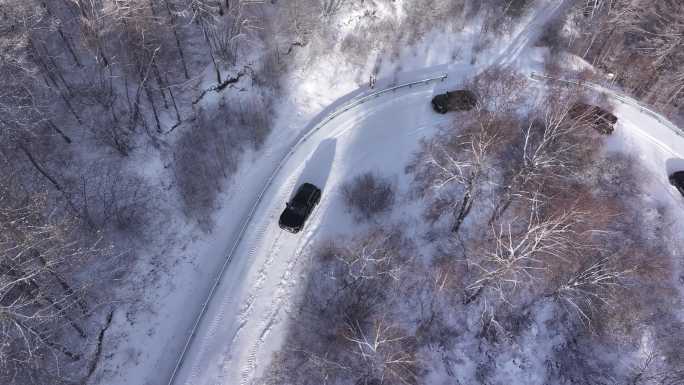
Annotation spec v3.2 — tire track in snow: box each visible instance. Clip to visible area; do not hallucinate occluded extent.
[185,180,296,385]
[237,179,331,383]
[221,224,319,385]
[202,165,315,385]
[237,232,283,323]
[235,193,330,385]
[184,210,283,385]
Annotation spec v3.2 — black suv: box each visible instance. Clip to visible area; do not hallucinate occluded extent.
[278,183,321,233]
[568,103,618,135]
[431,90,477,114]
[669,171,684,197]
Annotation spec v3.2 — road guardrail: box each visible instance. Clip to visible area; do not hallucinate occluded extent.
[165,72,448,385]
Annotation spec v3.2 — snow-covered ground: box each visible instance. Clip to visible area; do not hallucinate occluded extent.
[174,81,449,385]
[95,1,684,384]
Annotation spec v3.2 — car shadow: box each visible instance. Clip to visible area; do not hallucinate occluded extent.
[291,138,337,199]
[666,158,684,176]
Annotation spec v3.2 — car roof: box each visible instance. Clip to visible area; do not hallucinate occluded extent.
[280,207,304,228]
[298,183,318,195]
[292,183,317,202]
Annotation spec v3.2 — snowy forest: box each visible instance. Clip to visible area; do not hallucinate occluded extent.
[1,0,684,384]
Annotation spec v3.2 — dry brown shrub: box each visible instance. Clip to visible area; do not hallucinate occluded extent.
[342,172,395,222]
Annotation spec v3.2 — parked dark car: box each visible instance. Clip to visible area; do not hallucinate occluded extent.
[569,103,618,135]
[431,90,477,114]
[279,183,321,233]
[669,171,684,197]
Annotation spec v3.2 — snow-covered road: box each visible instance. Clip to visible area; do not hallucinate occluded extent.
[162,1,684,384]
[162,2,578,385]
[170,81,453,385]
[168,72,684,385]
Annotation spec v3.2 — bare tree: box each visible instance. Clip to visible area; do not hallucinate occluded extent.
[0,176,108,383]
[551,256,634,326]
[408,111,505,233]
[187,0,227,83]
[164,0,191,79]
[627,0,684,111]
[75,162,155,233]
[563,0,684,118]
[334,231,408,283]
[490,96,600,222]
[322,0,347,18]
[0,2,50,140]
[214,0,263,66]
[468,68,528,112]
[260,229,416,385]
[342,317,418,385]
[468,205,582,301]
[174,88,273,226]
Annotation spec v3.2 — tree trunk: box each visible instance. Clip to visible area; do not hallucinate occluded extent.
[144,84,162,133]
[19,144,81,216]
[166,74,182,127]
[153,62,169,109]
[202,24,222,84]
[47,120,72,144]
[164,0,191,79]
[451,191,473,233]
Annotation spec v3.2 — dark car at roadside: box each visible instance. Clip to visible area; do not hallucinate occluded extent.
[431,90,477,114]
[279,183,321,233]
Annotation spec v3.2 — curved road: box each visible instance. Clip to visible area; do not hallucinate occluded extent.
[162,1,613,385]
[169,66,684,385]
[172,82,450,385]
